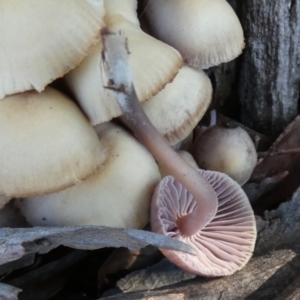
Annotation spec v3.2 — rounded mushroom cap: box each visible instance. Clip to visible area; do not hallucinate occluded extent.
[65,8,182,126]
[17,122,161,229]
[143,66,212,146]
[0,0,105,98]
[192,125,257,185]
[151,169,256,277]
[0,87,104,198]
[142,0,244,69]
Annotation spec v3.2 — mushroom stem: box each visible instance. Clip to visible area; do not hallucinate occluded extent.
[101,30,218,236]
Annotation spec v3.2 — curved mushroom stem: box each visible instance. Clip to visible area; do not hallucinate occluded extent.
[101,30,218,236]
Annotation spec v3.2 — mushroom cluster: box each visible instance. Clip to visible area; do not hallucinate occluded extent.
[99,30,256,277]
[2,0,256,278]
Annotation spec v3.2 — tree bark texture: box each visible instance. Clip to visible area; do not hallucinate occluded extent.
[101,250,299,300]
[212,0,300,138]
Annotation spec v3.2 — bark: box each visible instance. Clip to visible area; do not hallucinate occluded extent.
[212,0,300,138]
[100,250,299,300]
[239,0,300,138]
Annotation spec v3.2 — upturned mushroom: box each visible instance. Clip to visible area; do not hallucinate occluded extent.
[101,31,218,237]
[101,33,256,276]
[141,0,244,69]
[16,122,161,229]
[0,87,104,198]
[65,0,182,126]
[192,124,257,185]
[151,170,256,276]
[0,0,105,98]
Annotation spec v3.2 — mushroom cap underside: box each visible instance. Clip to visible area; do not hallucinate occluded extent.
[151,169,256,277]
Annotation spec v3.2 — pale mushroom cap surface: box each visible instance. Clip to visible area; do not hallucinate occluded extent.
[104,0,139,25]
[192,125,257,185]
[0,87,104,198]
[17,122,161,229]
[143,66,212,145]
[65,10,182,125]
[151,170,256,277]
[0,0,105,98]
[143,0,244,69]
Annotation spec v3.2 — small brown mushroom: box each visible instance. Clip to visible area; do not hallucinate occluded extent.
[192,125,257,185]
[151,169,256,277]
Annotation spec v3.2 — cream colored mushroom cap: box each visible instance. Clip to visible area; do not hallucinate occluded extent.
[17,122,161,229]
[0,0,105,99]
[65,13,182,125]
[143,66,212,145]
[0,87,105,198]
[143,0,244,69]
[104,0,139,25]
[192,126,257,185]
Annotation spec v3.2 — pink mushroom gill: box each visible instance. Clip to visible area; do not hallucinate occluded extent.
[151,169,256,276]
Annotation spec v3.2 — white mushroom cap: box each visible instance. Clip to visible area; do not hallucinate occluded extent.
[16,122,161,229]
[142,0,244,69]
[0,0,105,98]
[65,2,182,125]
[0,87,104,198]
[143,66,212,145]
